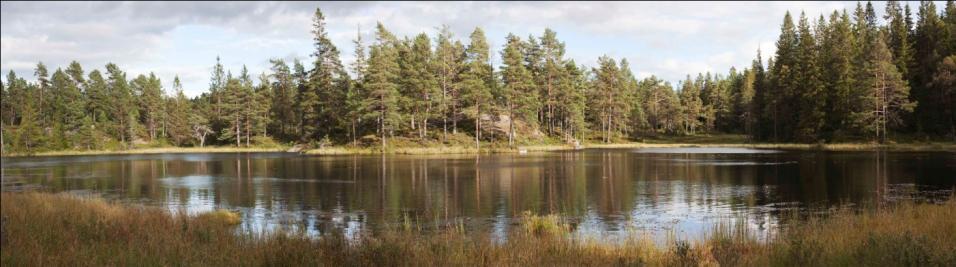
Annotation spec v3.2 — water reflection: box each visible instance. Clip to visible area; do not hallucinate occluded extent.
[2,148,953,241]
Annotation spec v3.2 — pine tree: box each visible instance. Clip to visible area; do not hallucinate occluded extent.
[237,67,255,146]
[618,59,641,137]
[589,56,628,142]
[852,32,916,142]
[218,76,246,147]
[346,27,368,143]
[434,25,464,139]
[540,28,566,135]
[500,33,538,145]
[50,68,86,137]
[2,72,24,126]
[251,73,274,142]
[403,33,438,139]
[363,22,403,151]
[105,63,137,145]
[269,59,297,140]
[678,75,703,135]
[210,56,226,118]
[557,60,587,140]
[460,27,494,149]
[132,73,164,141]
[85,70,110,125]
[34,62,51,127]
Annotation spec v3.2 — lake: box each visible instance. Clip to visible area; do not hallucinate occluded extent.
[2,148,954,241]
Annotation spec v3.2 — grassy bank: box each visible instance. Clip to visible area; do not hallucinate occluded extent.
[2,192,954,266]
[1,146,290,157]
[4,134,954,157]
[306,134,956,154]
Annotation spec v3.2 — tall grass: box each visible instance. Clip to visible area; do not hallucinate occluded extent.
[2,192,954,266]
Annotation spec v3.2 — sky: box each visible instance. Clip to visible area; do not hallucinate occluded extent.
[0,1,943,97]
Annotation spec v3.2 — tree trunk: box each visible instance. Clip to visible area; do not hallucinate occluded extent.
[452,100,458,134]
[246,115,251,147]
[423,98,431,140]
[475,106,480,151]
[508,102,515,146]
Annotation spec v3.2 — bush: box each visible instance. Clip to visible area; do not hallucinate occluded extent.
[251,136,282,148]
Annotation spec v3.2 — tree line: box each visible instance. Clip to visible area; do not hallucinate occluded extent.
[2,1,954,153]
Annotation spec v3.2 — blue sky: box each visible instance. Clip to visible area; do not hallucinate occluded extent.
[1,1,943,97]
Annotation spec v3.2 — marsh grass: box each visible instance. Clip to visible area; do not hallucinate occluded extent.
[2,192,955,266]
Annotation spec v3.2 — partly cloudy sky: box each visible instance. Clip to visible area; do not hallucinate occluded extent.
[0,1,941,97]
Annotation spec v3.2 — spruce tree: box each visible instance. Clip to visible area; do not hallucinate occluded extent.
[307,8,348,141]
[794,12,826,142]
[930,55,956,138]
[822,10,858,140]
[912,1,947,135]
[770,11,799,141]
[885,0,915,78]
[166,76,193,146]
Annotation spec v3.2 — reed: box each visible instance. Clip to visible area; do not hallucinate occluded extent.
[2,192,954,266]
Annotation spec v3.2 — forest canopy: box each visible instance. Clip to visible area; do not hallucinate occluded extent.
[2,1,954,153]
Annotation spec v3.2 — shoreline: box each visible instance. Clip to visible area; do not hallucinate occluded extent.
[3,141,954,157]
[0,146,290,158]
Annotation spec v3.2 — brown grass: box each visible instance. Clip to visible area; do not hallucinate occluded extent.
[2,192,955,266]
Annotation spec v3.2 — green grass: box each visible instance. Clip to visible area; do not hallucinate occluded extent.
[2,192,955,266]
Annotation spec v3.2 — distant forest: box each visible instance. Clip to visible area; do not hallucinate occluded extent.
[1,1,954,153]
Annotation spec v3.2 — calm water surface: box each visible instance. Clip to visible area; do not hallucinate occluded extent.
[2,148,954,241]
